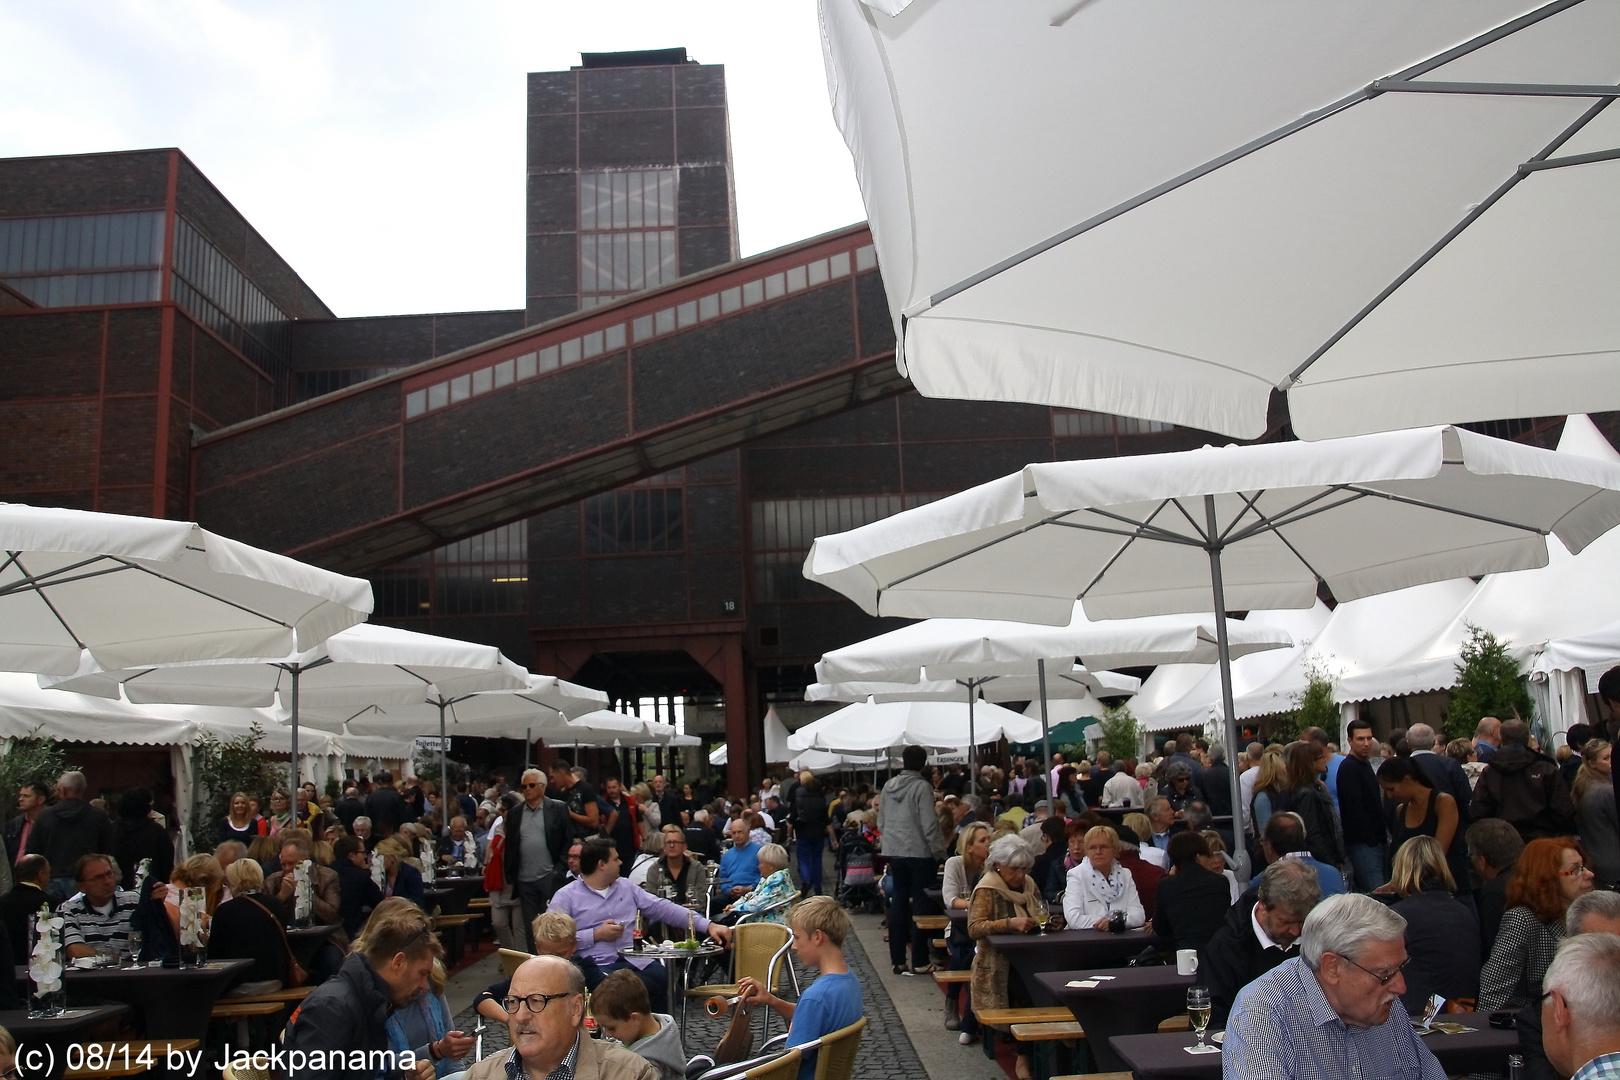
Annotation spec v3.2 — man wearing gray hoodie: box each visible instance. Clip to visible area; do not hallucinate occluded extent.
[594,969,688,1080]
[878,744,947,975]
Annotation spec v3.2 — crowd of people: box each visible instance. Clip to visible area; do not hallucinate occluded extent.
[863,668,1620,1080]
[4,674,1620,1080]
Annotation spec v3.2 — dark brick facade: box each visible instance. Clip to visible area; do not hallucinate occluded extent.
[526,54,737,323]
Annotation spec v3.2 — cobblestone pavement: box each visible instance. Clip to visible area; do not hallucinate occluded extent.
[452,916,932,1080]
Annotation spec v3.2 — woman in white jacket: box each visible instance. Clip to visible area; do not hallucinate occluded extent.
[1062,825,1145,931]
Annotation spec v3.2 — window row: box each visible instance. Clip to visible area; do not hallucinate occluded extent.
[0,211,163,275]
[580,169,677,231]
[585,488,685,554]
[579,229,678,298]
[750,492,940,554]
[1052,410,1175,437]
[1,269,160,308]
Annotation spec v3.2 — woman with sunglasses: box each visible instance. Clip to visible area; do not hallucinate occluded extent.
[1477,836,1594,1014]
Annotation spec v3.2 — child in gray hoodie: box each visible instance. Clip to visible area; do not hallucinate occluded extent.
[594,969,689,1080]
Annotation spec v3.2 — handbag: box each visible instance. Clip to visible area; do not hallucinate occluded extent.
[484,831,506,892]
[245,895,310,987]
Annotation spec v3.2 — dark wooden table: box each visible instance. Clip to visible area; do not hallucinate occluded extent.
[420,886,456,914]
[986,927,1168,1004]
[64,958,250,1040]
[286,924,339,968]
[0,1004,128,1080]
[1109,1025,1524,1078]
[1036,967,1196,1072]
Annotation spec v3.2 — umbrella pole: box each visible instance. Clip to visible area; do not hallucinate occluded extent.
[1037,660,1051,811]
[439,700,450,836]
[525,728,531,769]
[1205,495,1250,881]
[289,666,300,796]
[966,682,977,800]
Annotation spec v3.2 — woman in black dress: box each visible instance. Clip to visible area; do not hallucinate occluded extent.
[1377,755,1470,895]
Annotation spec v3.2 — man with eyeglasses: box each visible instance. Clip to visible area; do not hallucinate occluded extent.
[504,769,568,952]
[464,954,657,1080]
[1224,893,1447,1079]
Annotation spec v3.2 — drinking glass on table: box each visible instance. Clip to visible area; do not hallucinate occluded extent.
[1031,897,1050,934]
[1187,986,1213,1050]
[125,929,143,967]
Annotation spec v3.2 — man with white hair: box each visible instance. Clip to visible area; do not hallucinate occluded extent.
[505,768,568,951]
[1224,893,1445,1079]
[1541,932,1620,1080]
[1516,892,1620,1080]
[1406,723,1473,818]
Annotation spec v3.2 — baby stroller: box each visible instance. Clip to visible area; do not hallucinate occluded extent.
[834,827,882,912]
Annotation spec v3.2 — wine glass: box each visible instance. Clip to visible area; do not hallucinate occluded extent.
[1031,897,1050,934]
[1187,986,1212,1050]
[126,929,143,968]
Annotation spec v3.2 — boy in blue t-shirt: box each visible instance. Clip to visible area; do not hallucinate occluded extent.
[738,896,863,1080]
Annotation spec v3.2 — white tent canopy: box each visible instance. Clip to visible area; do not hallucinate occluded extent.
[1133,604,1334,734]
[807,665,1139,704]
[0,503,372,676]
[821,0,1620,440]
[1334,417,1620,708]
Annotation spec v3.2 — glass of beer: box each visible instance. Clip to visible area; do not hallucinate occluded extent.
[1187,986,1212,1049]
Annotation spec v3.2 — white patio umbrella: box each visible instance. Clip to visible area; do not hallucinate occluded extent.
[787,697,1042,755]
[46,623,529,800]
[0,503,372,676]
[821,0,1620,440]
[813,605,1287,794]
[804,424,1620,874]
[807,665,1140,794]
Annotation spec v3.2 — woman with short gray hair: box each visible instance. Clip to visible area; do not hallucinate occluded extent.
[725,842,794,924]
[969,834,1043,1074]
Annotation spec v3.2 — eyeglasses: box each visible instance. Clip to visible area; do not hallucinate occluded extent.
[1559,862,1591,878]
[1339,954,1411,985]
[522,783,541,789]
[502,992,574,1015]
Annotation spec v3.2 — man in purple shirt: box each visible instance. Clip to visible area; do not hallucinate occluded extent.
[548,838,731,1013]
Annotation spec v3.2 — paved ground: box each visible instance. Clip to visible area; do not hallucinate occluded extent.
[445,908,974,1080]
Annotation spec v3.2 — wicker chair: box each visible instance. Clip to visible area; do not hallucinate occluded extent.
[811,1016,867,1080]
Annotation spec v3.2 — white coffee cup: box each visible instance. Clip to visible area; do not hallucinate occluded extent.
[1176,949,1199,976]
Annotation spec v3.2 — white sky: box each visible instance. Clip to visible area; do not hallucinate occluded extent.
[0,2,868,317]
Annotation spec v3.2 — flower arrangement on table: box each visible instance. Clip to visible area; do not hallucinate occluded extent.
[29,905,66,1017]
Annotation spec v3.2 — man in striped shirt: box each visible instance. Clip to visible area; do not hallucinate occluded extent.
[58,854,139,960]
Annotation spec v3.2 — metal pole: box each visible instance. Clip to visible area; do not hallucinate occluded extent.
[1205,494,1251,881]
[967,682,977,799]
[439,700,450,836]
[525,728,532,769]
[1037,659,1051,811]
[288,666,300,795]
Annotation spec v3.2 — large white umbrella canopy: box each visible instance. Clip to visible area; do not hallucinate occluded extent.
[806,665,1140,704]
[815,605,1292,683]
[804,424,1620,872]
[786,697,1042,755]
[318,675,607,739]
[0,504,372,676]
[45,623,528,799]
[821,0,1620,440]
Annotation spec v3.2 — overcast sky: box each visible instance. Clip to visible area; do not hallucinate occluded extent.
[0,2,868,317]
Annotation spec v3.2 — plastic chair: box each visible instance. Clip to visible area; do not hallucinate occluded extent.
[810,1016,867,1080]
[687,923,796,1042]
[744,1048,802,1080]
[498,948,534,977]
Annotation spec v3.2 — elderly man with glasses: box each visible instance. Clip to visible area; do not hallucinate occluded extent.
[1223,893,1447,1079]
[465,954,657,1080]
[505,769,569,953]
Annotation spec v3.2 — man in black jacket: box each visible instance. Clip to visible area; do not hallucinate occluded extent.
[26,771,112,905]
[284,898,473,1080]
[505,769,568,950]
[1407,723,1473,819]
[1338,717,1389,892]
[334,787,365,832]
[1200,856,1322,1027]
[1152,832,1233,953]
[363,771,409,839]
[0,855,49,960]
[1472,719,1577,841]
